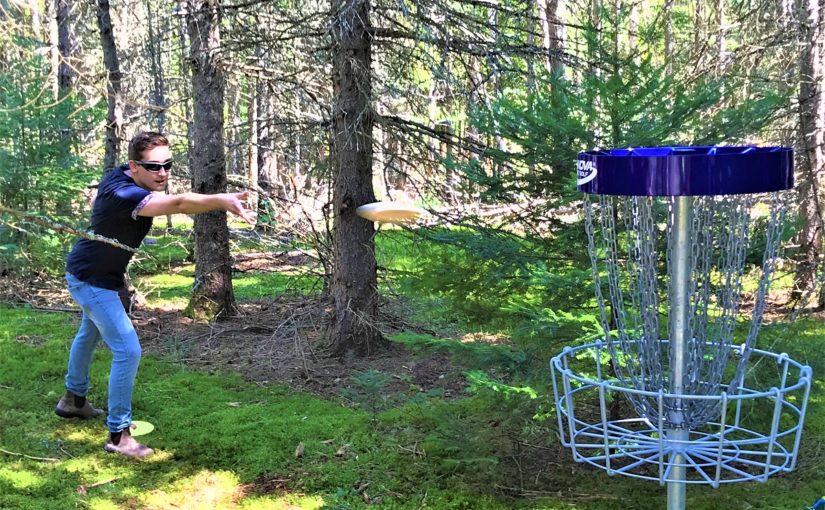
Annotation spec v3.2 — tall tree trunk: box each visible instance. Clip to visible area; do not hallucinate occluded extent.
[488,5,506,177]
[256,58,277,226]
[92,0,140,310]
[56,0,74,96]
[664,0,674,76]
[328,0,388,356]
[692,0,704,59]
[527,0,536,91]
[538,0,564,76]
[147,1,167,133]
[146,0,172,229]
[227,78,243,177]
[95,0,123,170]
[715,0,726,74]
[628,0,638,62]
[186,0,236,319]
[248,77,260,221]
[793,0,825,306]
[177,2,194,175]
[46,0,58,98]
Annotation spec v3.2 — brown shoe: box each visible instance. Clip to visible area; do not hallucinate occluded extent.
[104,427,154,459]
[55,390,104,419]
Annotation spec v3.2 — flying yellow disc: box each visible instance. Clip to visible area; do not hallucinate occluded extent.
[130,420,155,437]
[355,202,426,224]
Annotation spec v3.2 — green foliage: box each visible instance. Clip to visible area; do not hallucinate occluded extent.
[0,37,103,276]
[341,369,444,428]
[392,331,525,369]
[467,20,788,209]
[130,232,194,274]
[340,369,395,425]
[383,228,592,334]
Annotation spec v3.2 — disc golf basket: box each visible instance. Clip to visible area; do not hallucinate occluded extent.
[550,147,812,510]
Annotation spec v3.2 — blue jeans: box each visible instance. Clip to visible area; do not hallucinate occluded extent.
[65,273,141,433]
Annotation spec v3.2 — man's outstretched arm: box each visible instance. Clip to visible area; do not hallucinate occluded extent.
[137,191,254,224]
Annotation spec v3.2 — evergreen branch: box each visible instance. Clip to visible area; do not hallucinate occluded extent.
[0,205,138,253]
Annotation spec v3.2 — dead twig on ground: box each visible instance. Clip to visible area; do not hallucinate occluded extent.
[0,448,60,462]
[77,477,119,495]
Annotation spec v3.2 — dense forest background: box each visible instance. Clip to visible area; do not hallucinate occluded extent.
[1,0,823,343]
[1,1,825,509]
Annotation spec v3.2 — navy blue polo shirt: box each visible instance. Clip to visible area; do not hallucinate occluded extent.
[66,165,154,290]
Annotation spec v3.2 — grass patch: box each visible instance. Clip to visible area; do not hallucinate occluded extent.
[2,305,824,509]
[134,267,321,308]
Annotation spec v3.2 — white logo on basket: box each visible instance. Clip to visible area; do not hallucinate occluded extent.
[576,160,598,185]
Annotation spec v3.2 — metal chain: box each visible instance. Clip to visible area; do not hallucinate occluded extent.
[584,190,789,429]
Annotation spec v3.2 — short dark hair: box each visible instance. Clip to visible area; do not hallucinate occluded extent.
[128,131,169,161]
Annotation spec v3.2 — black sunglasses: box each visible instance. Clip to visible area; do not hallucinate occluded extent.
[135,159,174,172]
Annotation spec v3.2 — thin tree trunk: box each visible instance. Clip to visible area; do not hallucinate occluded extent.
[329,0,388,356]
[527,0,536,91]
[177,3,194,176]
[538,0,564,76]
[56,0,75,98]
[488,5,506,177]
[715,0,726,74]
[46,0,58,99]
[95,0,123,170]
[628,0,638,62]
[256,57,277,226]
[692,0,704,59]
[248,77,260,222]
[664,0,674,76]
[186,0,236,320]
[227,78,243,177]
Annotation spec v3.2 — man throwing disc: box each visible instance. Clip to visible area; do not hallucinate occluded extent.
[56,131,253,458]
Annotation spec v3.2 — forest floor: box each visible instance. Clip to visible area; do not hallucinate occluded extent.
[0,270,469,402]
[4,268,825,510]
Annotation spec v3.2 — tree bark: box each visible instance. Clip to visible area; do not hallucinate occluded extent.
[248,75,260,221]
[146,0,172,229]
[692,0,704,59]
[147,1,168,133]
[227,78,243,177]
[186,0,237,320]
[56,0,74,95]
[328,0,388,356]
[255,51,278,226]
[793,0,825,306]
[95,0,123,170]
[538,0,564,76]
[664,0,674,76]
[715,0,726,74]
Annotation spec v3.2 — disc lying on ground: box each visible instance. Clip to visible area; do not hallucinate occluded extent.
[130,420,155,437]
[355,202,426,223]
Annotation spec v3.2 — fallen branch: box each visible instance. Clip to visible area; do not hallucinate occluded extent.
[0,448,60,462]
[0,205,138,253]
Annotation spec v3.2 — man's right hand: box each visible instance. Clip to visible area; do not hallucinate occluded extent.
[222,191,255,225]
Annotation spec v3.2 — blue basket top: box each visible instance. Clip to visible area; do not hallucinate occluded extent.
[576,146,794,196]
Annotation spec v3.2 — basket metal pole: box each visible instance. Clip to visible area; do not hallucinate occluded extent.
[667,195,692,510]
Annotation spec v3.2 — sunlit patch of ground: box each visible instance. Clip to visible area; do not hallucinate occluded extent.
[139,469,323,510]
[460,331,511,345]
